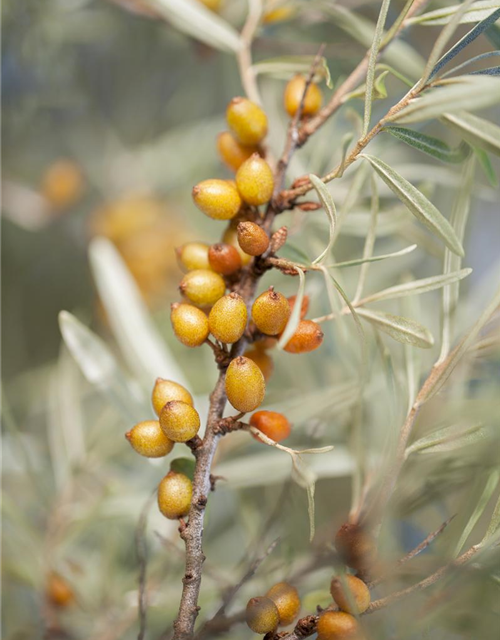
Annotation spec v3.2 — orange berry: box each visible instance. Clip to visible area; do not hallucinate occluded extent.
[179,269,226,307]
[237,221,270,256]
[226,97,268,145]
[252,288,291,336]
[217,131,259,172]
[157,471,192,519]
[245,596,280,634]
[266,581,301,626]
[197,0,221,11]
[46,572,75,607]
[250,410,291,443]
[284,320,323,353]
[160,401,200,442]
[171,302,209,347]
[126,420,174,458]
[335,523,377,570]
[263,4,296,24]
[151,378,193,416]
[208,293,248,344]
[288,294,310,320]
[330,575,371,615]
[222,225,253,266]
[235,154,274,206]
[225,356,265,412]
[192,179,242,220]
[316,611,363,640]
[284,75,323,118]
[41,159,84,210]
[176,242,211,272]
[244,347,274,381]
[208,242,242,275]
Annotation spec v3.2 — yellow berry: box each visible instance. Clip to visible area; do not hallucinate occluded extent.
[222,225,253,266]
[284,75,323,118]
[225,356,265,412]
[237,221,270,256]
[316,611,363,640]
[263,4,296,24]
[171,302,209,347]
[157,471,192,519]
[236,154,274,206]
[179,269,226,307]
[208,242,242,275]
[41,159,84,210]
[192,179,242,220]
[252,288,291,335]
[335,523,377,571]
[244,347,274,381]
[266,581,301,626]
[209,293,248,344]
[330,575,371,615]
[250,411,291,443]
[197,0,221,11]
[160,401,200,442]
[126,420,174,458]
[245,596,280,634]
[176,242,211,272]
[152,378,193,416]
[284,320,324,353]
[227,97,268,145]
[217,131,259,172]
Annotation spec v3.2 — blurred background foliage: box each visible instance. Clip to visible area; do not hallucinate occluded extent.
[2,1,500,639]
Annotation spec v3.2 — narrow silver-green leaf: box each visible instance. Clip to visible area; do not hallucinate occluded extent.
[384,126,470,163]
[408,2,500,26]
[252,55,332,87]
[442,111,500,156]
[145,0,241,53]
[277,266,306,350]
[473,146,498,186]
[390,76,500,124]
[406,423,487,457]
[361,154,464,256]
[325,244,416,269]
[357,308,434,348]
[360,269,472,305]
[310,175,337,265]
[483,486,500,542]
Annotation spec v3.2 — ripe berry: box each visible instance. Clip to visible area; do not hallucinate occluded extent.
[252,288,291,336]
[160,401,200,442]
[266,582,301,625]
[126,420,174,458]
[227,97,268,145]
[250,410,291,443]
[245,596,280,634]
[152,378,193,416]
[316,611,362,640]
[158,470,192,519]
[217,131,259,172]
[192,179,242,220]
[244,347,274,381]
[284,75,323,118]
[225,356,265,412]
[330,575,371,615]
[208,242,242,275]
[284,320,324,353]
[47,572,75,607]
[176,242,211,272]
[41,159,84,210]
[335,523,377,570]
[208,293,248,344]
[171,302,209,347]
[288,293,310,319]
[179,269,226,307]
[237,221,270,256]
[197,0,221,11]
[235,154,274,206]
[222,225,253,266]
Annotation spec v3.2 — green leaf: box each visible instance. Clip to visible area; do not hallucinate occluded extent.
[384,126,470,163]
[145,0,241,53]
[431,7,500,77]
[277,266,306,350]
[408,2,500,26]
[390,76,500,124]
[357,308,434,348]
[486,22,500,47]
[441,50,500,78]
[337,132,354,177]
[360,269,472,305]
[170,457,196,481]
[363,0,392,136]
[483,486,500,542]
[405,422,487,457]
[309,175,337,265]
[361,154,464,256]
[252,55,332,87]
[474,146,499,186]
[290,454,317,541]
[326,244,417,269]
[442,111,500,156]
